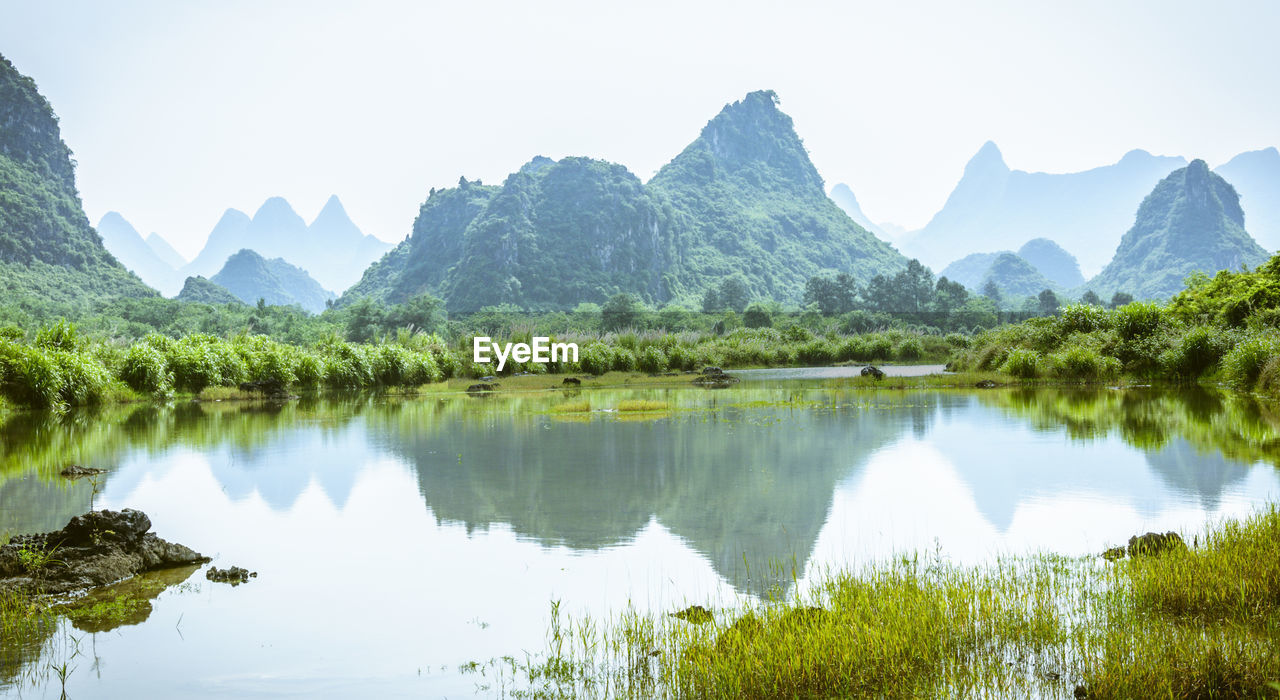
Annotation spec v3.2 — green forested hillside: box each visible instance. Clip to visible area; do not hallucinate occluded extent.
[1087,160,1269,299]
[981,253,1058,299]
[175,275,244,305]
[339,91,907,311]
[0,54,157,307]
[210,249,335,313]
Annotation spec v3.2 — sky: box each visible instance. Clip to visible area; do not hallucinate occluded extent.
[1,0,1278,259]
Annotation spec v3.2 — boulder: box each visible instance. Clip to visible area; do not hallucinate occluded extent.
[861,365,885,379]
[562,377,581,386]
[206,565,257,585]
[0,509,210,596]
[1127,531,1186,558]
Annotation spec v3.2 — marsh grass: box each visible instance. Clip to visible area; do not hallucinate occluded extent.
[552,399,592,413]
[474,508,1280,699]
[615,400,668,413]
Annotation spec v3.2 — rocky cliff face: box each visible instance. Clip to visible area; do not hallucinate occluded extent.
[0,53,157,305]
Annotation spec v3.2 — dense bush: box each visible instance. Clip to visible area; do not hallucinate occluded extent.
[1222,334,1280,388]
[1001,349,1041,378]
[120,344,171,395]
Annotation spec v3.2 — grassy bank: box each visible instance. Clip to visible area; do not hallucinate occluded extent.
[476,507,1280,698]
[0,321,960,411]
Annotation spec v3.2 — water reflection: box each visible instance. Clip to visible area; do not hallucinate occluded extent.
[1,385,1279,697]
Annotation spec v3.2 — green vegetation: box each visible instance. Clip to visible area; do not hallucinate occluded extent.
[0,315,960,411]
[954,252,1280,398]
[476,507,1280,698]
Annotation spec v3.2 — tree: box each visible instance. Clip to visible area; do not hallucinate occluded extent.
[1038,289,1060,315]
[743,302,772,328]
[933,276,969,317]
[981,280,1002,303]
[700,287,721,314]
[1109,291,1135,309]
[602,293,641,331]
[718,275,751,313]
[345,297,385,342]
[1081,290,1103,307]
[803,273,856,315]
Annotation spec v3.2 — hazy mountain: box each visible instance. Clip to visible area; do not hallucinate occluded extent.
[182,196,391,293]
[903,142,1187,275]
[182,208,252,279]
[829,183,889,240]
[175,275,243,305]
[210,249,335,313]
[1016,238,1084,288]
[0,53,157,306]
[345,91,907,311]
[1215,147,1280,252]
[1087,160,1270,299]
[96,212,184,295]
[145,232,186,269]
[939,251,1007,290]
[981,252,1059,299]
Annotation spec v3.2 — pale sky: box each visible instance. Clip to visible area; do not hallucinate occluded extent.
[2,0,1277,258]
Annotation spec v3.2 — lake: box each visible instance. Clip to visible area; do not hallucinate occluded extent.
[2,375,1278,697]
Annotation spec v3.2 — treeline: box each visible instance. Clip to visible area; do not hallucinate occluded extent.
[952,253,1280,396]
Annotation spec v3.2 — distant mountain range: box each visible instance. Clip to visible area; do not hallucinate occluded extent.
[96,212,185,295]
[181,195,391,293]
[880,142,1279,278]
[343,90,907,311]
[0,54,156,307]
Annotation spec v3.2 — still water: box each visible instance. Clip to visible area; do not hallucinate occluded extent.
[2,378,1278,697]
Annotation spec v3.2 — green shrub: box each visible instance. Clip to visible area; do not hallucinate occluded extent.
[796,340,836,365]
[1001,349,1042,378]
[579,342,612,376]
[33,319,83,352]
[1159,326,1227,378]
[896,337,924,361]
[50,350,110,405]
[1115,302,1165,340]
[1221,334,1280,388]
[638,346,668,373]
[6,345,63,408]
[121,344,172,395]
[944,333,970,349]
[1048,346,1121,379]
[1058,303,1111,334]
[294,352,324,388]
[611,348,637,372]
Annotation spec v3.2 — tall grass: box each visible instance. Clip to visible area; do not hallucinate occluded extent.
[477,507,1280,699]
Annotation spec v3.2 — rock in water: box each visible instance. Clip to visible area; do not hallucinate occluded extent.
[206,566,257,585]
[1126,531,1186,558]
[0,509,210,596]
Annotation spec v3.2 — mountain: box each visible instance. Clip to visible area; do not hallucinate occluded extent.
[938,239,1080,293]
[0,53,156,306]
[829,183,889,240]
[980,252,1058,299]
[345,91,907,311]
[145,232,186,269]
[939,251,1007,290]
[96,212,184,295]
[210,249,335,313]
[1016,238,1083,288]
[182,208,251,278]
[1086,160,1270,300]
[1215,147,1280,252]
[183,196,391,293]
[304,195,394,291]
[902,142,1187,275]
[175,275,243,305]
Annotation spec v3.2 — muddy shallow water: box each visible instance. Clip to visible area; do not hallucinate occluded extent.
[2,377,1278,697]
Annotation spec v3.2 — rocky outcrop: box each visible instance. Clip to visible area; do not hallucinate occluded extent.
[0,509,209,596]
